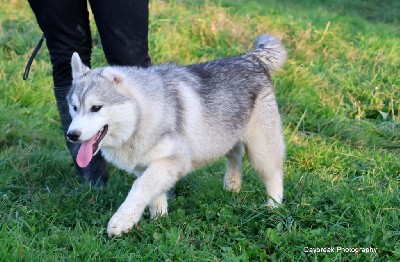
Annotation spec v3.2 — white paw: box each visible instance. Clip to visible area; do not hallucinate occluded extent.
[149,205,168,219]
[267,196,282,208]
[224,179,241,193]
[149,195,168,219]
[107,213,135,237]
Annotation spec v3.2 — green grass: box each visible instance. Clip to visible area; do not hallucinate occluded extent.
[1,0,399,260]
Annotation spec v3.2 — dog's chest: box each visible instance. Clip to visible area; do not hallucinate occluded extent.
[102,145,141,173]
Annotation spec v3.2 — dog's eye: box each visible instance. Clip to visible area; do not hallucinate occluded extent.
[91,105,103,113]
[73,105,77,112]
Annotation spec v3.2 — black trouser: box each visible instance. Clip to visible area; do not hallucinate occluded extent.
[28,0,150,184]
[28,0,150,86]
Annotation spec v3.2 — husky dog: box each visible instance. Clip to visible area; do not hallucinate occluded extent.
[66,34,287,237]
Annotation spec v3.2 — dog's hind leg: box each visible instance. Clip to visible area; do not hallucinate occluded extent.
[244,93,285,208]
[149,193,168,218]
[224,143,243,192]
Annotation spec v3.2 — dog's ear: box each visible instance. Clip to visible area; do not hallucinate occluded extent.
[71,52,90,79]
[101,68,133,98]
[101,67,125,84]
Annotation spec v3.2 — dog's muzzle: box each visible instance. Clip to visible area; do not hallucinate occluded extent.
[67,130,81,142]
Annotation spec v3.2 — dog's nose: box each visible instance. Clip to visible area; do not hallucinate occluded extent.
[67,130,81,142]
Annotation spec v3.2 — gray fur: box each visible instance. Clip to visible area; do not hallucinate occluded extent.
[66,34,287,237]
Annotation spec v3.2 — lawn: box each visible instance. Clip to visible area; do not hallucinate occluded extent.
[1,0,399,261]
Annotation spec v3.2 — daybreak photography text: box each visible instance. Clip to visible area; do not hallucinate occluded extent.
[304,246,377,254]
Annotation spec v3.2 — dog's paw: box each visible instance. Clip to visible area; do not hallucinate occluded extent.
[149,205,168,219]
[107,213,135,237]
[224,179,241,193]
[149,194,168,219]
[266,197,282,209]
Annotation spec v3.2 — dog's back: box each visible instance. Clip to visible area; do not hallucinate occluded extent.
[140,35,287,165]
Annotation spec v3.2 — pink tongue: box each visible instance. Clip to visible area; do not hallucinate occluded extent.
[76,135,97,168]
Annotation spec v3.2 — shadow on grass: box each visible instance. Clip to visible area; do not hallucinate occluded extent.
[300,0,400,25]
[219,0,400,25]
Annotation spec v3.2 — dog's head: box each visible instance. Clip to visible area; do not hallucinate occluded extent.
[66,52,139,168]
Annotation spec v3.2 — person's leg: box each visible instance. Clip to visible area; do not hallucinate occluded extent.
[28,0,92,85]
[89,0,151,67]
[28,0,108,185]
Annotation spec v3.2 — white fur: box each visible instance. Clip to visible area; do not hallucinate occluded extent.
[71,52,90,79]
[68,40,286,237]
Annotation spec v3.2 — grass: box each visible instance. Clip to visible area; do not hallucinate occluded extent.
[1,0,399,260]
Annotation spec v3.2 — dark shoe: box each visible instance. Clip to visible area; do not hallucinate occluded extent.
[53,85,108,186]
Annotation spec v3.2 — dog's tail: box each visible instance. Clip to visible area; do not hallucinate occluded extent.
[247,34,287,73]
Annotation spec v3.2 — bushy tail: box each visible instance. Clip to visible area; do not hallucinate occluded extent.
[247,34,287,73]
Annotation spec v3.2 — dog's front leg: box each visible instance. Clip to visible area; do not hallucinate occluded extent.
[107,157,188,237]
